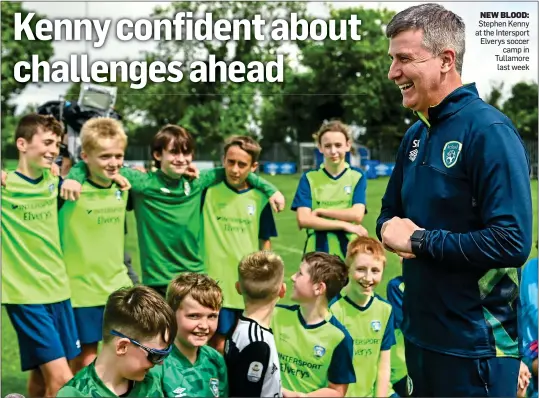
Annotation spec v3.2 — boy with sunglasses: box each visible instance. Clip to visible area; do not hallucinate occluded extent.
[57,285,177,397]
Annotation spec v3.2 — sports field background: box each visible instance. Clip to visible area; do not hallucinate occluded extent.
[2,173,537,394]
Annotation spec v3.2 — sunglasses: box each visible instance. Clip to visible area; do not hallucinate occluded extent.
[110,330,172,364]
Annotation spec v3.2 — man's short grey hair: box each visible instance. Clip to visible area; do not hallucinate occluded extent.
[386,3,466,75]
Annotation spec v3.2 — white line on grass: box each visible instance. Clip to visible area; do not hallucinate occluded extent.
[272,243,303,255]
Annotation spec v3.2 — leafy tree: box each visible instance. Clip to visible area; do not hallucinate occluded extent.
[1,2,54,125]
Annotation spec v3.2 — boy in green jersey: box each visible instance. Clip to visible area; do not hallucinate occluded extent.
[204,136,278,353]
[149,272,228,397]
[2,114,80,397]
[59,118,134,372]
[62,125,285,296]
[291,121,368,260]
[271,252,356,396]
[330,237,396,397]
[57,285,177,397]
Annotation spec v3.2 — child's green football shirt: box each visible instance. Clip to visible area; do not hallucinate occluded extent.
[150,344,228,397]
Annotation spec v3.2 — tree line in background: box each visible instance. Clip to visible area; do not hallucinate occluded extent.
[2,1,537,160]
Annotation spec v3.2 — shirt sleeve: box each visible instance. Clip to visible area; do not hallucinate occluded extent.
[65,162,149,193]
[381,310,397,351]
[375,137,407,240]
[198,168,228,189]
[386,278,404,330]
[291,173,312,211]
[259,202,277,240]
[352,171,367,205]
[328,333,356,385]
[56,386,86,397]
[228,341,271,397]
[421,123,532,270]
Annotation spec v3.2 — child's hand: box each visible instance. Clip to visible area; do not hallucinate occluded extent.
[517,361,531,397]
[1,170,6,187]
[113,174,131,191]
[60,180,82,201]
[50,162,60,177]
[269,191,285,212]
[184,164,200,180]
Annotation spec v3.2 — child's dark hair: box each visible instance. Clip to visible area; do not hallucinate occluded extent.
[102,286,177,346]
[302,252,349,301]
[15,114,63,143]
[152,124,195,168]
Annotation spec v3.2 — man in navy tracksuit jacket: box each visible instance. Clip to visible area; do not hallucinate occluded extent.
[377,4,532,397]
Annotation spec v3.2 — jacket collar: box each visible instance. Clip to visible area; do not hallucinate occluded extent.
[416,83,480,127]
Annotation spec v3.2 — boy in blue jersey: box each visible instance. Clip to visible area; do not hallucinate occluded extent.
[2,114,80,397]
[204,136,278,353]
[291,121,368,260]
[519,247,538,398]
[330,237,396,397]
[386,259,410,397]
[272,252,356,396]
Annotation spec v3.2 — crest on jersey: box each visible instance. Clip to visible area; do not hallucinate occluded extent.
[344,185,352,195]
[184,181,191,196]
[209,378,219,397]
[314,345,326,358]
[247,361,263,382]
[48,183,55,193]
[247,204,255,216]
[442,141,462,168]
[371,320,381,332]
[161,187,171,194]
[115,190,122,200]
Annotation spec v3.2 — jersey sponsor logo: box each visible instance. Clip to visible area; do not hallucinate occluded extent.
[442,141,462,168]
[173,387,187,397]
[371,320,381,332]
[247,204,255,216]
[209,378,219,397]
[313,345,326,358]
[184,181,191,196]
[409,139,420,162]
[344,185,352,195]
[247,361,263,382]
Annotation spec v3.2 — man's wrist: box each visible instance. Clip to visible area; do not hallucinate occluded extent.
[410,229,427,255]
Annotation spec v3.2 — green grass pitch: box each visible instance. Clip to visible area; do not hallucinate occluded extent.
[2,174,537,394]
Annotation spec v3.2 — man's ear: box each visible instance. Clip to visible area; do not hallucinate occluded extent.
[440,48,456,74]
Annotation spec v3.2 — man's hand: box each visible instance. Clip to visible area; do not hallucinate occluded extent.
[112,174,131,191]
[1,170,6,187]
[269,191,285,212]
[381,217,423,254]
[60,180,83,201]
[183,164,200,180]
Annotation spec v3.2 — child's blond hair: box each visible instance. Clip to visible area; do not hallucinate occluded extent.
[166,272,223,312]
[239,251,284,301]
[80,117,127,154]
[346,236,387,267]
